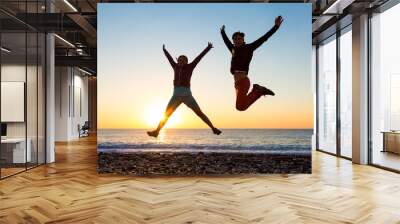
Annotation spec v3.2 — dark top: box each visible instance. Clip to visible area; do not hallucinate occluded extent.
[163,46,212,88]
[221,25,279,74]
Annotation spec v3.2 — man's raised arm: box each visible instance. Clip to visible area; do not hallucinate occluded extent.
[163,44,176,67]
[249,16,283,50]
[220,25,233,52]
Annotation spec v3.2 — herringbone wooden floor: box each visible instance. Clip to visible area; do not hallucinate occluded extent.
[1,135,400,224]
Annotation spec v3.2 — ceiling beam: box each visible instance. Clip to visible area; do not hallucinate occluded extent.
[55,55,96,70]
[323,0,356,14]
[67,13,97,39]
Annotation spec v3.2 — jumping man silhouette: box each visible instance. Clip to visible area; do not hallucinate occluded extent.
[220,16,284,111]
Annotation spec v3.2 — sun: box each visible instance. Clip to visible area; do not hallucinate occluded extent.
[143,103,182,128]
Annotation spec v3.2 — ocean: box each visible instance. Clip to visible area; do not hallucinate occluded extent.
[97,129,312,153]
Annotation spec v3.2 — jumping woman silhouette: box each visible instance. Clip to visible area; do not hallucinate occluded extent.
[147,43,222,137]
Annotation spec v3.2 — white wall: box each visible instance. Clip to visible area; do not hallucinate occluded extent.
[1,65,37,138]
[55,67,89,141]
[1,63,46,164]
[72,72,89,138]
[55,66,70,141]
[1,66,26,137]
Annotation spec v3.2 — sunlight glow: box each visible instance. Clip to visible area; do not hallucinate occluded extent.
[143,103,182,128]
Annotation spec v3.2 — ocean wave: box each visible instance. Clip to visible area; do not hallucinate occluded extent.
[97,142,311,151]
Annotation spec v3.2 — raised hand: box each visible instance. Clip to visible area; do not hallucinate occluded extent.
[220,25,225,32]
[275,16,283,27]
[208,42,213,48]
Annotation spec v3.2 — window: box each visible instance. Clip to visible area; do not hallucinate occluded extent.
[339,27,352,158]
[370,3,400,171]
[317,35,337,154]
[0,1,46,179]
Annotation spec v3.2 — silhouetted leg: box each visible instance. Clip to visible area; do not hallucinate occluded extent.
[235,77,250,111]
[147,96,182,137]
[247,84,264,105]
[185,96,221,135]
[234,77,263,111]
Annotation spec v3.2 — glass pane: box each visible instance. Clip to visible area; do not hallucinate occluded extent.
[1,31,27,177]
[340,28,352,158]
[371,4,400,171]
[25,0,38,169]
[318,36,337,154]
[38,33,45,165]
[27,31,38,169]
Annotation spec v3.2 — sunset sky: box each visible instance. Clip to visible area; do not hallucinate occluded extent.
[98,3,312,129]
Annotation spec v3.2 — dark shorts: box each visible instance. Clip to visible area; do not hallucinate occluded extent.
[167,87,200,110]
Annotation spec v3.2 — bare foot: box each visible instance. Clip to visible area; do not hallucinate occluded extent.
[147,130,159,138]
[212,128,222,135]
